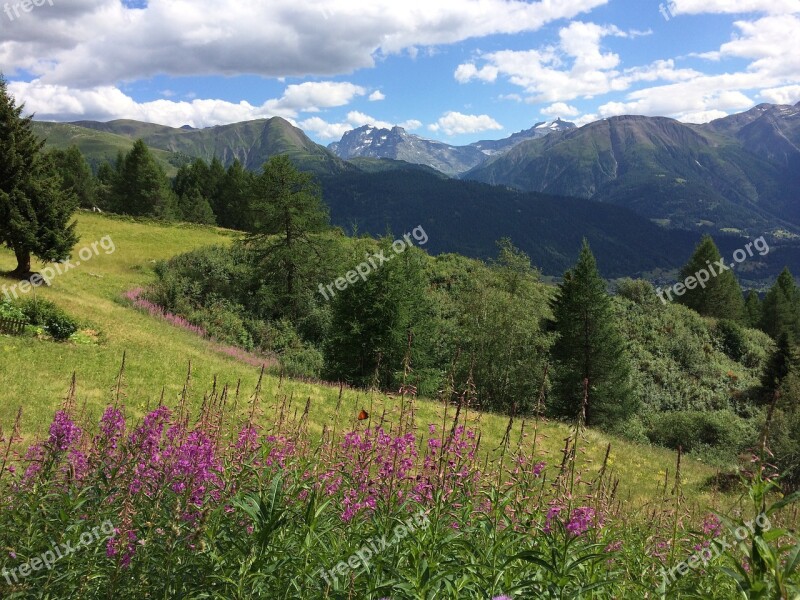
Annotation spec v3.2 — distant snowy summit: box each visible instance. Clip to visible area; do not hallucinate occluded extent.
[328,118,577,176]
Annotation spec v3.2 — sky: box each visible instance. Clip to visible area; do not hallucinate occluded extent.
[1,0,799,145]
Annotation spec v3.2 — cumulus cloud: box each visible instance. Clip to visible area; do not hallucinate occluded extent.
[759,85,800,104]
[299,111,422,140]
[428,111,502,136]
[456,11,800,123]
[0,0,608,87]
[368,90,386,101]
[541,102,580,117]
[7,79,363,127]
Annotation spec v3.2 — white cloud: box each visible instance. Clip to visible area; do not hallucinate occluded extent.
[759,85,800,104]
[299,111,421,140]
[263,82,366,116]
[428,111,502,136]
[8,79,364,127]
[0,0,609,87]
[541,102,580,117]
[670,0,800,15]
[455,13,800,122]
[368,90,386,101]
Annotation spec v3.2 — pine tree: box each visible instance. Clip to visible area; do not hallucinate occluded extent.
[549,240,636,429]
[744,290,762,329]
[111,140,175,217]
[675,235,745,321]
[0,76,79,276]
[215,160,254,230]
[759,268,800,340]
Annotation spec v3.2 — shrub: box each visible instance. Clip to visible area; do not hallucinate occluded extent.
[645,410,756,458]
[714,319,748,362]
[0,298,26,321]
[19,299,79,341]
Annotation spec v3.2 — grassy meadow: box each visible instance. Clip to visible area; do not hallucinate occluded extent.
[0,211,738,514]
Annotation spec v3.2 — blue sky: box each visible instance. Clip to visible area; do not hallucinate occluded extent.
[1,0,799,145]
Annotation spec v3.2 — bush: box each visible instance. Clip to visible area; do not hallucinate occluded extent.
[19,299,79,341]
[714,319,748,362]
[0,298,26,321]
[645,410,756,459]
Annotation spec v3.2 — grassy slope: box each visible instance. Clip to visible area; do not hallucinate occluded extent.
[0,213,731,515]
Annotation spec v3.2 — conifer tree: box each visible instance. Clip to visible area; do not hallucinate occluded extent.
[0,76,79,276]
[110,140,175,217]
[759,332,796,405]
[744,290,762,329]
[47,145,96,209]
[760,268,800,340]
[246,155,329,319]
[675,235,744,321]
[549,240,636,429]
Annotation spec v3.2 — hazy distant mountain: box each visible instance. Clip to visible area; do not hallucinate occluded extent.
[464,104,800,234]
[469,118,576,155]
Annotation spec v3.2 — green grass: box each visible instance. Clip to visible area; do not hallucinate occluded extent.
[0,212,734,515]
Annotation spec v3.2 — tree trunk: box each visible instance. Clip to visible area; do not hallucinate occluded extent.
[12,247,31,278]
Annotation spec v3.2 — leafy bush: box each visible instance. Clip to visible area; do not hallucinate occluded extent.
[645,410,756,458]
[0,299,26,321]
[714,319,748,362]
[19,299,79,341]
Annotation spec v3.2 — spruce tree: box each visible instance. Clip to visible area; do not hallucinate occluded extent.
[216,160,254,230]
[759,268,800,340]
[675,235,744,321]
[0,76,79,276]
[744,290,762,329]
[549,240,636,429]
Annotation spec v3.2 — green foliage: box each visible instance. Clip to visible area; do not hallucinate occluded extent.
[19,298,79,341]
[759,268,800,340]
[676,235,745,322]
[108,139,176,217]
[0,76,79,275]
[47,145,96,209]
[549,240,636,429]
[0,298,25,321]
[714,319,749,362]
[645,410,756,458]
[745,290,762,329]
[246,155,331,320]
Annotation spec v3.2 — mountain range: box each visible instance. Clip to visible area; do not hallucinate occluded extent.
[30,104,800,280]
[327,119,576,176]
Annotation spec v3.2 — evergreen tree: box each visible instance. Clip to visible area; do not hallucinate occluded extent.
[176,189,216,225]
[744,290,762,329]
[549,240,636,429]
[759,332,796,405]
[325,243,434,388]
[0,76,79,276]
[216,160,254,230]
[246,155,329,318]
[111,140,175,217]
[759,268,800,340]
[47,146,96,209]
[675,235,744,321]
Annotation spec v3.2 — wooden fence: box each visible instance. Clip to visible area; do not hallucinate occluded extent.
[0,317,26,335]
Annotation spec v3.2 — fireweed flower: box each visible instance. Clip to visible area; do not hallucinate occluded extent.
[49,410,82,452]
